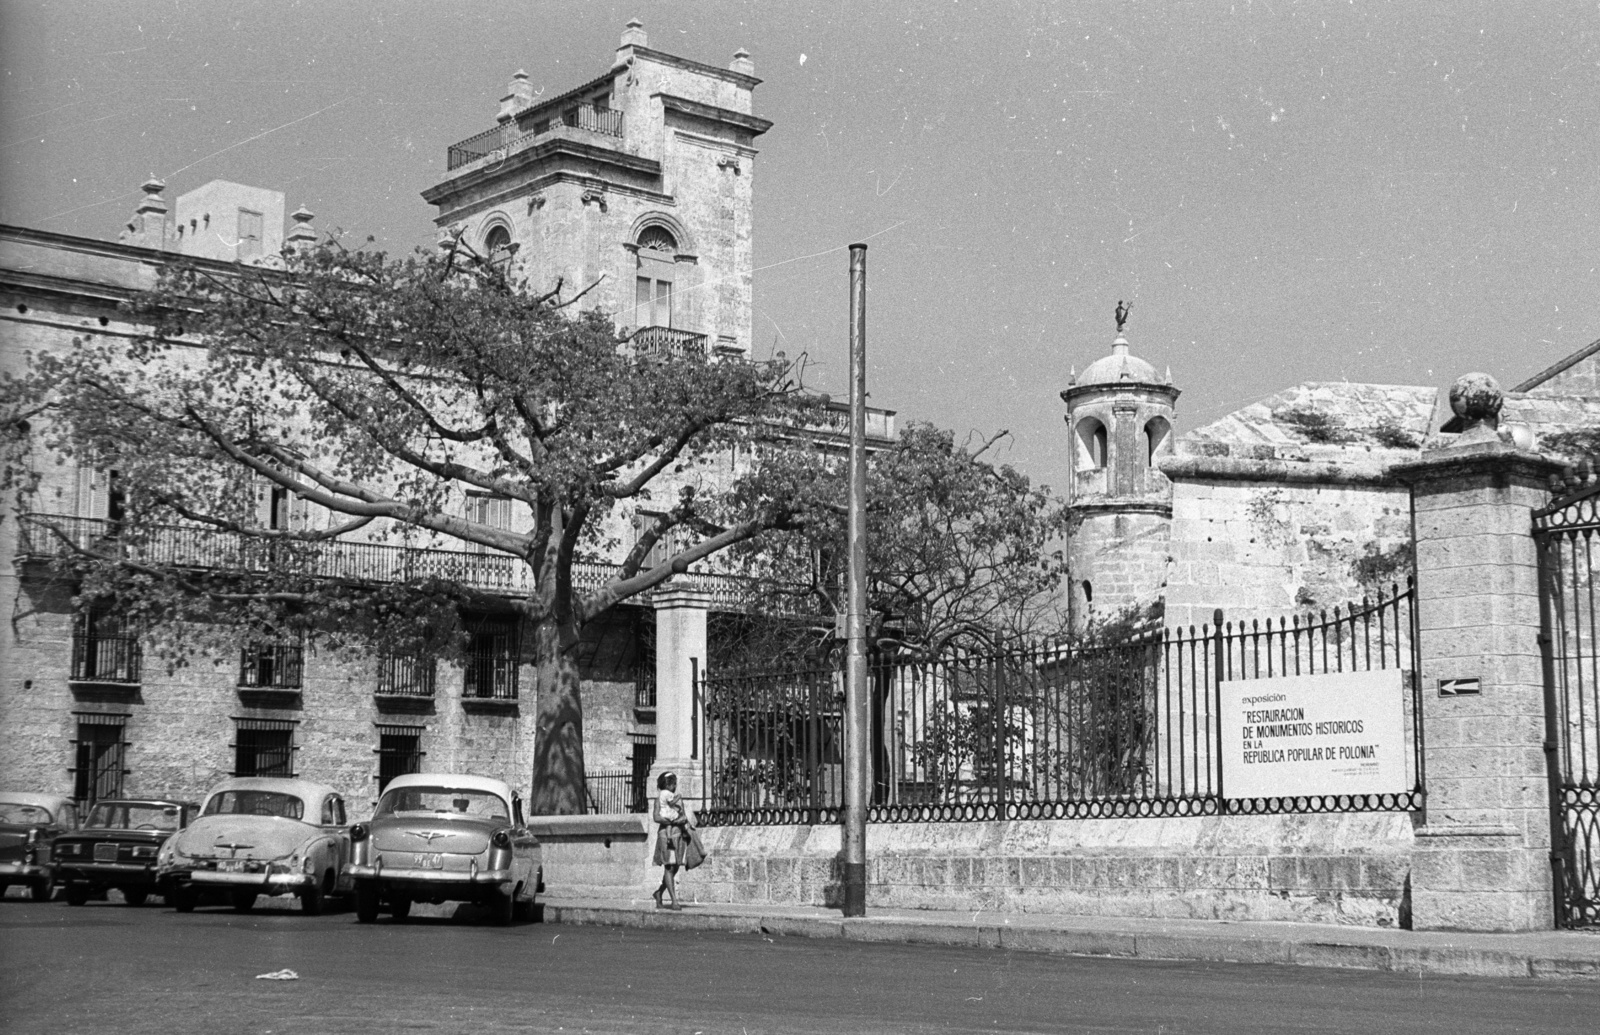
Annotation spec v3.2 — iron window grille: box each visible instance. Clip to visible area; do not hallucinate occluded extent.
[70,713,128,807]
[239,638,305,689]
[375,725,425,792]
[71,606,141,684]
[377,652,437,697]
[463,613,520,700]
[233,718,297,778]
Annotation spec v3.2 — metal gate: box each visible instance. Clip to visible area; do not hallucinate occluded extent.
[1534,475,1600,928]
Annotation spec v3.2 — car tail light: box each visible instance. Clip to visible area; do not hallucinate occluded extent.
[349,823,369,843]
[491,829,512,849]
[131,845,157,859]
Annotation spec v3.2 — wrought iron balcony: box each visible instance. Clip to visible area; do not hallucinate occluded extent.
[447,103,624,171]
[18,514,748,608]
[628,326,708,357]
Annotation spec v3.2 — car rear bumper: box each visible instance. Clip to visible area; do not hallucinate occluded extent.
[0,861,49,882]
[173,870,313,890]
[347,863,512,886]
[56,862,159,886]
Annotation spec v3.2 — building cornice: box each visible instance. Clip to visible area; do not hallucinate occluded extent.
[422,138,663,208]
[655,93,773,137]
[626,46,763,90]
[1158,453,1401,487]
[1061,380,1180,405]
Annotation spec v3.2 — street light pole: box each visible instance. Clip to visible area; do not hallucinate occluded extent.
[843,243,869,918]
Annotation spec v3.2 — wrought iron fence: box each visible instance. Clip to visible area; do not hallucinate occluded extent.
[584,769,647,814]
[700,582,1422,826]
[239,641,305,690]
[628,326,708,356]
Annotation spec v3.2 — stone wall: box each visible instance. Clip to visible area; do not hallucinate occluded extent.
[549,813,1415,927]
[1161,466,1412,630]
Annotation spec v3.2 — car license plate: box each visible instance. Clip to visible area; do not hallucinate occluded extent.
[93,844,119,863]
[414,853,443,869]
[218,859,248,873]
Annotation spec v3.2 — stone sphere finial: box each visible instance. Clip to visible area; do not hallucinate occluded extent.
[1449,372,1503,423]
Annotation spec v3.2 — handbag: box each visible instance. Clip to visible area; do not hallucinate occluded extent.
[682,826,708,870]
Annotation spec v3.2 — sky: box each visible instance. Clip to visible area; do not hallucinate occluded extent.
[2,1,1597,490]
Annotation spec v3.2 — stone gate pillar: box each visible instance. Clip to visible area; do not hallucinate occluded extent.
[649,584,711,807]
[1394,373,1560,931]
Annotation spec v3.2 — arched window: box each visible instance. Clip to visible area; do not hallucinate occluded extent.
[483,225,513,271]
[634,226,678,328]
[1076,417,1108,470]
[1145,417,1172,465]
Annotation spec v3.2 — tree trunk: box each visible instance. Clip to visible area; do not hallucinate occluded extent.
[529,615,588,815]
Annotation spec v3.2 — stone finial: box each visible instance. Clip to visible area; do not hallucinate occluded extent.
[731,48,754,75]
[285,206,317,249]
[136,178,169,214]
[499,69,535,121]
[119,178,171,249]
[1448,371,1503,445]
[620,18,647,49]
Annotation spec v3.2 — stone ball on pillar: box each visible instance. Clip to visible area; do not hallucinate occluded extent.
[1449,372,1503,423]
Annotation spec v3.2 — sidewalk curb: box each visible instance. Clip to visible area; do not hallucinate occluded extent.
[544,904,1600,980]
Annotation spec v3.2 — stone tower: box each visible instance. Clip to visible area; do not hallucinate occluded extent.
[1060,327,1179,629]
[421,20,769,356]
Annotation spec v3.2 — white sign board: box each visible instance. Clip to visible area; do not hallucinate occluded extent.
[1220,669,1408,799]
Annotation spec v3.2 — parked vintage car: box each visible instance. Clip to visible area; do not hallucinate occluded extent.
[346,773,541,925]
[0,792,77,901]
[53,799,197,906]
[157,777,352,914]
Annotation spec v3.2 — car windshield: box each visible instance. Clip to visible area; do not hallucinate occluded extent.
[377,787,509,822]
[0,802,54,825]
[202,791,305,820]
[87,802,183,831]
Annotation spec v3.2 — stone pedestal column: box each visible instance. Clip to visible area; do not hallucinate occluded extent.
[649,584,711,807]
[1394,380,1560,931]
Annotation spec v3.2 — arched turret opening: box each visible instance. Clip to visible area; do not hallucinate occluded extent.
[1076,417,1108,470]
[1145,416,1172,465]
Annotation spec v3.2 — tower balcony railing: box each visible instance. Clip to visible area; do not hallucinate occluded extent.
[627,325,709,357]
[17,513,748,605]
[447,103,624,171]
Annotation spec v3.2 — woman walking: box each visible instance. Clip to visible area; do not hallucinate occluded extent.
[652,771,691,909]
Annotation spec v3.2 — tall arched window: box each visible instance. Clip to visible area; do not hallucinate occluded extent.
[483,225,512,271]
[634,226,677,328]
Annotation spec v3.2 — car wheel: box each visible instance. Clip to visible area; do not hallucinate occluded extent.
[30,881,53,903]
[354,881,379,923]
[64,884,90,907]
[490,887,514,926]
[171,884,197,913]
[513,885,537,922]
[390,896,411,921]
[230,890,257,913]
[123,889,148,907]
[299,872,328,915]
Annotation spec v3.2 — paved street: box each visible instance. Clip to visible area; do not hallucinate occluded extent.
[1,896,1596,1034]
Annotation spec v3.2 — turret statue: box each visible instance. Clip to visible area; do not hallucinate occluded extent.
[1115,299,1133,333]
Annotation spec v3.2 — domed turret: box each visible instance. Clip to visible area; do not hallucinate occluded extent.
[1058,311,1180,629]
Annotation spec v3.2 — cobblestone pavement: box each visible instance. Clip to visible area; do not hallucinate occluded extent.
[2,894,1597,1034]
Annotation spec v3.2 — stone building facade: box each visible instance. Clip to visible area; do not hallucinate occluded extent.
[0,23,878,819]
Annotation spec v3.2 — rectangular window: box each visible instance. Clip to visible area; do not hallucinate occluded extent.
[72,714,127,807]
[239,637,305,689]
[463,613,519,699]
[238,208,263,260]
[377,651,436,697]
[77,466,126,527]
[376,726,424,793]
[234,719,296,777]
[71,605,141,684]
